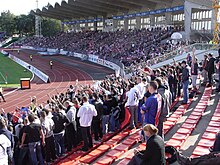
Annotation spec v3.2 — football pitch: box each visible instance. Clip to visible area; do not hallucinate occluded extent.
[0,52,32,87]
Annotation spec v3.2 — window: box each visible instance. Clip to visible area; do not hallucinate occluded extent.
[141,24,150,29]
[128,25,135,30]
[80,23,85,27]
[209,11,212,18]
[97,22,103,26]
[118,20,124,25]
[129,19,136,24]
[88,23,94,27]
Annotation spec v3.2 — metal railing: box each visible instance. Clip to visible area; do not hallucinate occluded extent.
[150,43,217,65]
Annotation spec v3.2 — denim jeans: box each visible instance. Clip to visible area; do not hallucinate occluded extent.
[18,146,29,165]
[182,80,189,103]
[129,105,138,129]
[54,132,65,157]
[102,115,109,134]
[109,114,120,132]
[28,141,44,165]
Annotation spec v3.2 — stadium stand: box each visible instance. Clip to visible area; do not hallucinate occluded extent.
[1,0,220,165]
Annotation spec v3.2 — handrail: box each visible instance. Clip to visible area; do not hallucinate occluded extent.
[150,43,218,65]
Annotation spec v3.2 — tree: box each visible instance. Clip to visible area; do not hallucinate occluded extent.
[15,14,35,35]
[0,11,16,35]
[41,18,61,36]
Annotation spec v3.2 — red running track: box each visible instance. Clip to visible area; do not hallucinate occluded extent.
[0,49,114,113]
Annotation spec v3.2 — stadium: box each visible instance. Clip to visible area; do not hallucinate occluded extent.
[0,0,220,165]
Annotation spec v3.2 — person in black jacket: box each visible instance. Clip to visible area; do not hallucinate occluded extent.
[91,93,103,142]
[181,61,190,105]
[128,124,166,165]
[52,106,69,157]
[206,53,216,87]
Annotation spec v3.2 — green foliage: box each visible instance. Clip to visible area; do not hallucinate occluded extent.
[0,11,16,35]
[0,10,61,37]
[15,14,35,35]
[41,18,61,36]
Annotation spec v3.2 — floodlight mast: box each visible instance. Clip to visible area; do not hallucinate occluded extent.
[35,0,42,37]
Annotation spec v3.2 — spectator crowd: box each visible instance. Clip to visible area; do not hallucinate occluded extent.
[19,26,186,67]
[1,46,219,165]
[1,24,220,165]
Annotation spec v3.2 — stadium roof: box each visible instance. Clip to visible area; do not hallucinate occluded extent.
[31,0,176,20]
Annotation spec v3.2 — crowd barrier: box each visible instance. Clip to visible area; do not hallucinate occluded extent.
[1,50,49,83]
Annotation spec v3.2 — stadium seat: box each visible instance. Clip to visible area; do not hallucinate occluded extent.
[202,132,217,140]
[206,126,220,133]
[172,133,188,140]
[181,123,196,130]
[166,139,184,149]
[197,139,215,148]
[192,146,210,157]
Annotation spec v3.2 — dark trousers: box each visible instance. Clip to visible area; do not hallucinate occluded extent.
[66,122,77,151]
[45,135,57,162]
[177,82,181,97]
[157,120,164,140]
[208,72,213,84]
[81,126,93,150]
[92,120,103,141]
[0,92,5,102]
[18,146,29,165]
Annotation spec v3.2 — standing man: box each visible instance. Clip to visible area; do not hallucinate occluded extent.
[191,48,199,92]
[20,114,45,165]
[0,87,6,102]
[141,81,162,140]
[65,101,77,151]
[135,77,147,123]
[52,106,69,157]
[50,61,53,69]
[77,96,97,152]
[181,61,190,105]
[201,55,208,86]
[30,55,33,62]
[125,83,140,130]
[206,53,216,87]
[216,57,220,92]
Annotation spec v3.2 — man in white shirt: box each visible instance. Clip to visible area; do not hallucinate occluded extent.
[77,96,97,151]
[135,77,147,99]
[0,134,11,165]
[125,83,140,129]
[135,77,147,123]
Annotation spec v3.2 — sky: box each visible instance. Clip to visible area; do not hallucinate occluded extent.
[0,0,62,15]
